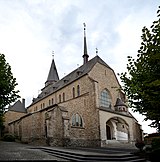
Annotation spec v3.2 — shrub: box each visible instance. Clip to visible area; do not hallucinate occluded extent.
[151,138,160,150]
[2,134,15,142]
[135,141,145,151]
[148,148,160,162]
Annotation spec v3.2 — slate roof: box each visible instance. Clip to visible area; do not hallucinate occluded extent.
[114,98,127,107]
[30,55,113,106]
[45,58,59,85]
[8,100,27,113]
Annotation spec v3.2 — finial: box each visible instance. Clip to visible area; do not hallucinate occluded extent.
[52,51,54,59]
[83,23,86,37]
[82,22,89,64]
[96,48,98,55]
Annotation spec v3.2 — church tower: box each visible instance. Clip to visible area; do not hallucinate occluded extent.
[45,56,59,87]
[82,23,89,64]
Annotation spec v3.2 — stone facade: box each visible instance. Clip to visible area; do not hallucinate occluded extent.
[4,26,143,147]
[5,58,143,147]
[4,111,26,133]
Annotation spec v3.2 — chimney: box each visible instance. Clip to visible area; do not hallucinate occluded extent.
[22,98,25,109]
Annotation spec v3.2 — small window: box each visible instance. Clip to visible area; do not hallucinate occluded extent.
[49,99,51,106]
[52,98,54,105]
[72,113,83,127]
[73,87,75,98]
[77,85,80,96]
[59,94,61,103]
[43,103,45,108]
[63,92,65,102]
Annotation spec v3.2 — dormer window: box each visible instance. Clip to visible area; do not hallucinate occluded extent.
[64,79,69,83]
[77,70,83,76]
[53,86,57,90]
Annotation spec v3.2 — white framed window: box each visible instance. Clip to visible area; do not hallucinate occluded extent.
[100,89,111,108]
[72,113,83,127]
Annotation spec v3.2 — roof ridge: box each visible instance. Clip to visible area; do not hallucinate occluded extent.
[31,55,113,105]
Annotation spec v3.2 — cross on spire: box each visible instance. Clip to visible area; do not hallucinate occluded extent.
[96,48,98,55]
[52,51,54,59]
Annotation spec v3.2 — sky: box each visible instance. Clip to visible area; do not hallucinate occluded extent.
[0,0,159,134]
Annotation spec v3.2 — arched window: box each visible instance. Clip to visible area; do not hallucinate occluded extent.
[100,89,111,108]
[73,87,75,98]
[63,92,65,102]
[52,98,54,105]
[59,94,61,103]
[72,113,83,127]
[77,85,80,96]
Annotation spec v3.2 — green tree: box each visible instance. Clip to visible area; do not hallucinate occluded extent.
[119,6,160,132]
[0,53,20,134]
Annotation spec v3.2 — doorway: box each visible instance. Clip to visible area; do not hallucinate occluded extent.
[106,125,111,140]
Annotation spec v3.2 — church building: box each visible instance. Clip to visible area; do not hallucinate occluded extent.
[4,25,143,147]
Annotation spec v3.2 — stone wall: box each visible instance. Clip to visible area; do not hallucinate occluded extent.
[4,111,26,133]
[7,61,142,147]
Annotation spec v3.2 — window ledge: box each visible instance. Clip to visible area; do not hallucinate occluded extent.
[71,126,85,129]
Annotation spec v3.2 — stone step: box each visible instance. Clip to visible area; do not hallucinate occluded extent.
[35,147,146,162]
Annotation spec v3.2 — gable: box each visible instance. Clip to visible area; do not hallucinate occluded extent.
[8,100,26,113]
[88,61,120,88]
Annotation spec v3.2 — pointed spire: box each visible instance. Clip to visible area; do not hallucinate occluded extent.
[83,23,89,64]
[114,98,127,107]
[45,53,59,86]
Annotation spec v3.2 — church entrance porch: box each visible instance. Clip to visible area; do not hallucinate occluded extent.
[100,116,130,146]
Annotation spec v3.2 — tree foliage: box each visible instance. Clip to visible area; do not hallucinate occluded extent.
[0,53,20,115]
[119,6,160,132]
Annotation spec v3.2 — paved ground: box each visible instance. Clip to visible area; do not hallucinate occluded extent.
[0,141,68,161]
[0,141,139,161]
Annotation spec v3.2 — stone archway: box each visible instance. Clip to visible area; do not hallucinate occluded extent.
[106,117,129,142]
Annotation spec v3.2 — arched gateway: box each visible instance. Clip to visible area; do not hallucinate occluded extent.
[100,115,131,146]
[106,117,129,142]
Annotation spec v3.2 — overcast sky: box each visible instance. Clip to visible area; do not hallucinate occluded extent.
[0,0,159,134]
